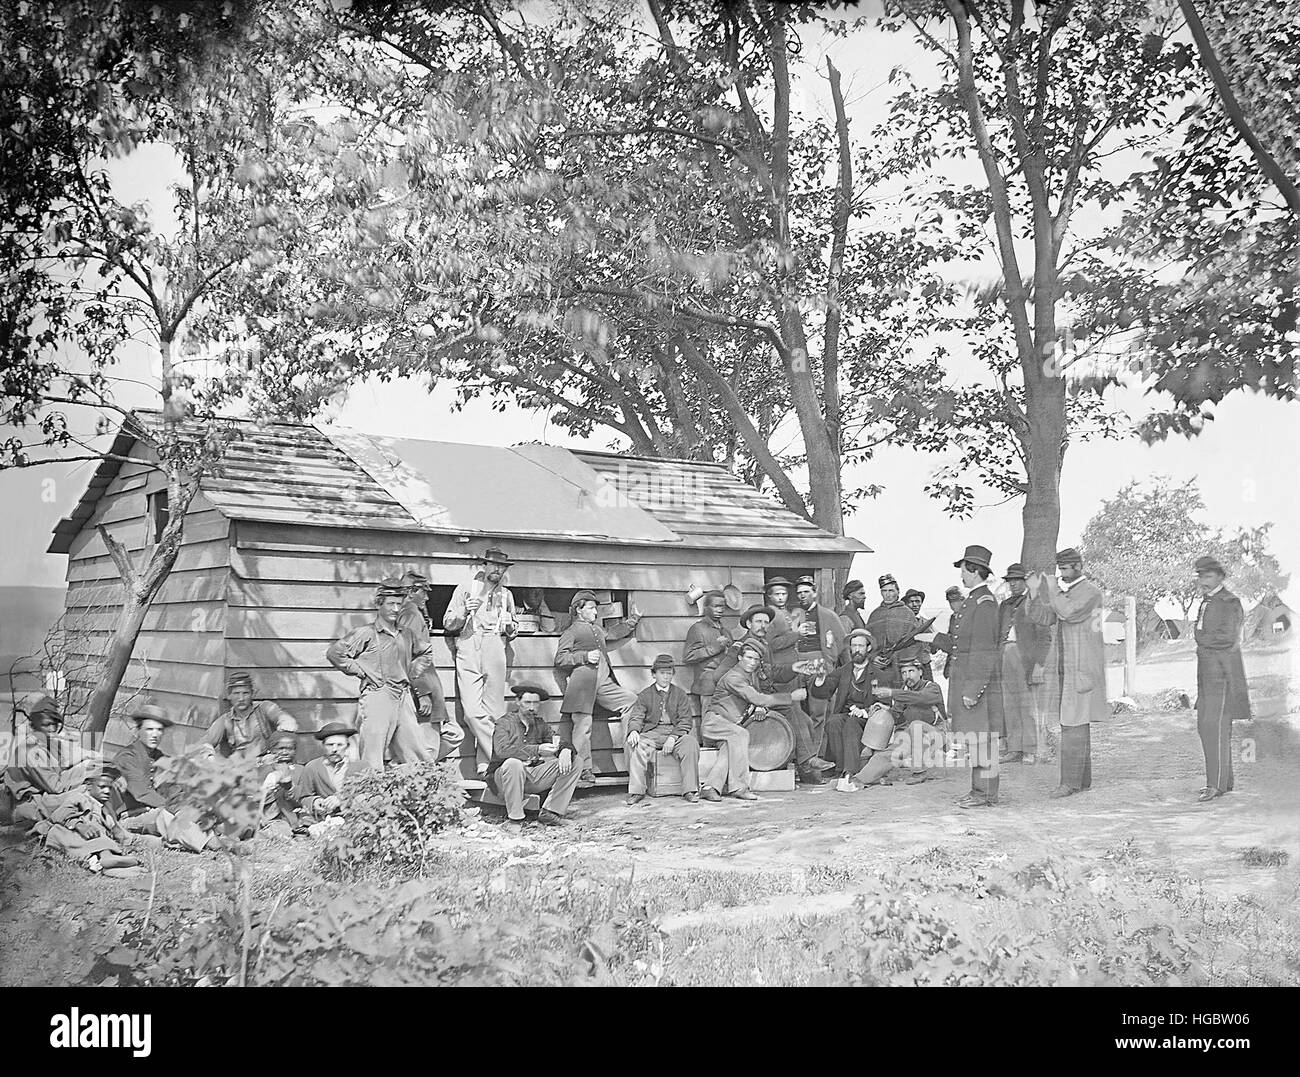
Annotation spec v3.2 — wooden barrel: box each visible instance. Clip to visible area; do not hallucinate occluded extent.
[741,710,795,771]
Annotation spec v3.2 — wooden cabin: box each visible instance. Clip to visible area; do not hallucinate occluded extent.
[49,415,869,777]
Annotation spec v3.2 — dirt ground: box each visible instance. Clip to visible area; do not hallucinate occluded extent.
[3,649,1297,984]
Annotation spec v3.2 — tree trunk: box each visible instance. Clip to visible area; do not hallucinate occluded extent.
[83,587,152,736]
[1019,369,1066,572]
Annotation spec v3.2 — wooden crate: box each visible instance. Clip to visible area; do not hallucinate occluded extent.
[750,766,795,792]
[648,747,720,796]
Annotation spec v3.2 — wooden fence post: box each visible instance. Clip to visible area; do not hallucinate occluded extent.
[1124,595,1138,696]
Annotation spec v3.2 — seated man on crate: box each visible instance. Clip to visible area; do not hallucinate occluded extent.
[624,654,704,807]
[489,684,581,828]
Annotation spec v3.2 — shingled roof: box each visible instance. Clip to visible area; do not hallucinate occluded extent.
[49,414,869,555]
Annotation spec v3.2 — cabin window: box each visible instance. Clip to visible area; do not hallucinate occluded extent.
[147,489,170,544]
[424,584,631,637]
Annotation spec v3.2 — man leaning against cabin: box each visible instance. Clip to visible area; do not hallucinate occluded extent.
[112,704,218,853]
[490,684,580,827]
[1192,554,1252,803]
[326,577,432,772]
[443,547,518,777]
[681,590,734,717]
[294,723,358,821]
[399,570,463,759]
[203,671,297,760]
[625,654,703,806]
[555,589,641,788]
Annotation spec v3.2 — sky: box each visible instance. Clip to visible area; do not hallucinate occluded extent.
[2,6,1296,609]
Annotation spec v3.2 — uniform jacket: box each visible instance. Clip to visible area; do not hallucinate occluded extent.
[809,660,878,715]
[488,701,574,779]
[202,700,293,759]
[888,679,945,727]
[766,608,801,667]
[1032,576,1108,727]
[1194,587,1251,722]
[293,756,352,814]
[681,617,734,697]
[626,683,695,739]
[554,617,637,714]
[946,584,1001,736]
[327,617,431,691]
[704,665,797,726]
[713,633,798,695]
[112,739,169,813]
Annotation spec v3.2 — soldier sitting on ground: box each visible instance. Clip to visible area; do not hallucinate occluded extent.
[294,723,358,821]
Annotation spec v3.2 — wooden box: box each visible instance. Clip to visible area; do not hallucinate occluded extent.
[749,766,796,792]
[648,747,720,796]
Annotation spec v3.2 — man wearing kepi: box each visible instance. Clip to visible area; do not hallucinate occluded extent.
[624,654,702,806]
[1191,554,1251,802]
[444,547,518,776]
[490,684,580,826]
[555,589,641,787]
[681,590,734,716]
[867,574,918,688]
[327,577,432,772]
[996,564,1044,765]
[203,672,297,760]
[1033,547,1107,798]
[398,570,462,759]
[947,545,1002,809]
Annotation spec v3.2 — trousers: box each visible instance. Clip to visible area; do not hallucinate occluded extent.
[455,631,508,765]
[494,757,581,820]
[121,806,211,853]
[569,671,637,774]
[626,732,700,795]
[699,711,750,794]
[1059,723,1092,791]
[358,685,428,771]
[825,711,868,775]
[787,697,826,767]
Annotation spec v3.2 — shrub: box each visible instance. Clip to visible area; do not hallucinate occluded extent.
[318,761,468,882]
[155,751,263,840]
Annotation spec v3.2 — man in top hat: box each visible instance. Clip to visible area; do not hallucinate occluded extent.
[811,629,882,777]
[4,696,96,828]
[259,730,309,835]
[682,590,735,717]
[700,640,809,801]
[398,571,462,760]
[327,577,433,772]
[443,547,519,775]
[947,545,1003,808]
[294,723,358,820]
[555,589,642,787]
[1192,554,1251,802]
[202,672,297,760]
[625,655,704,805]
[997,564,1047,764]
[841,579,868,633]
[867,574,920,689]
[762,577,802,668]
[490,684,580,826]
[1030,547,1107,798]
[112,704,217,852]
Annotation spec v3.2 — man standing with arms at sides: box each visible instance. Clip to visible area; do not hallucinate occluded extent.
[1031,548,1107,799]
[1191,555,1251,802]
[681,590,734,717]
[327,578,432,772]
[443,547,518,777]
[997,564,1045,765]
[398,571,463,760]
[490,684,580,826]
[555,590,642,788]
[624,655,703,806]
[947,546,1002,810]
[867,575,918,688]
[841,580,868,633]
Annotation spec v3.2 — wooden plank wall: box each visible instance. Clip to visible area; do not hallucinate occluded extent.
[60,459,231,751]
[225,521,849,777]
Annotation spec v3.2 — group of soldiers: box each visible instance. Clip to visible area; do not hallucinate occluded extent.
[2,539,1254,855]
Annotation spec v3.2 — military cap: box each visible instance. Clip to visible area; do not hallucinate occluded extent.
[569,589,600,613]
[650,654,675,672]
[314,722,358,741]
[1194,555,1227,577]
[878,573,897,589]
[795,575,816,587]
[510,683,552,701]
[376,576,408,599]
[953,545,993,570]
[95,762,122,781]
[737,638,767,658]
[896,645,924,669]
[225,671,253,692]
[400,571,430,588]
[740,604,777,627]
[701,589,726,602]
[1002,563,1027,581]
[945,585,964,601]
[1055,547,1083,566]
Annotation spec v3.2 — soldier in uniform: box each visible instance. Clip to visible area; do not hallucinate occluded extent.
[946,545,1002,809]
[202,672,298,760]
[996,564,1045,764]
[398,571,463,759]
[113,704,218,852]
[554,589,641,787]
[1191,555,1251,802]
[624,654,703,806]
[867,574,918,688]
[443,547,518,776]
[763,577,801,669]
[681,590,735,717]
[1032,548,1108,798]
[841,579,868,633]
[874,647,946,784]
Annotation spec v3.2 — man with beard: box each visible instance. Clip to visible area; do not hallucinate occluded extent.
[1191,554,1252,802]
[443,548,518,776]
[867,575,918,688]
[840,579,868,633]
[810,629,881,777]
[294,724,358,820]
[997,564,1046,764]
[490,684,579,826]
[873,647,946,784]
[682,590,735,716]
